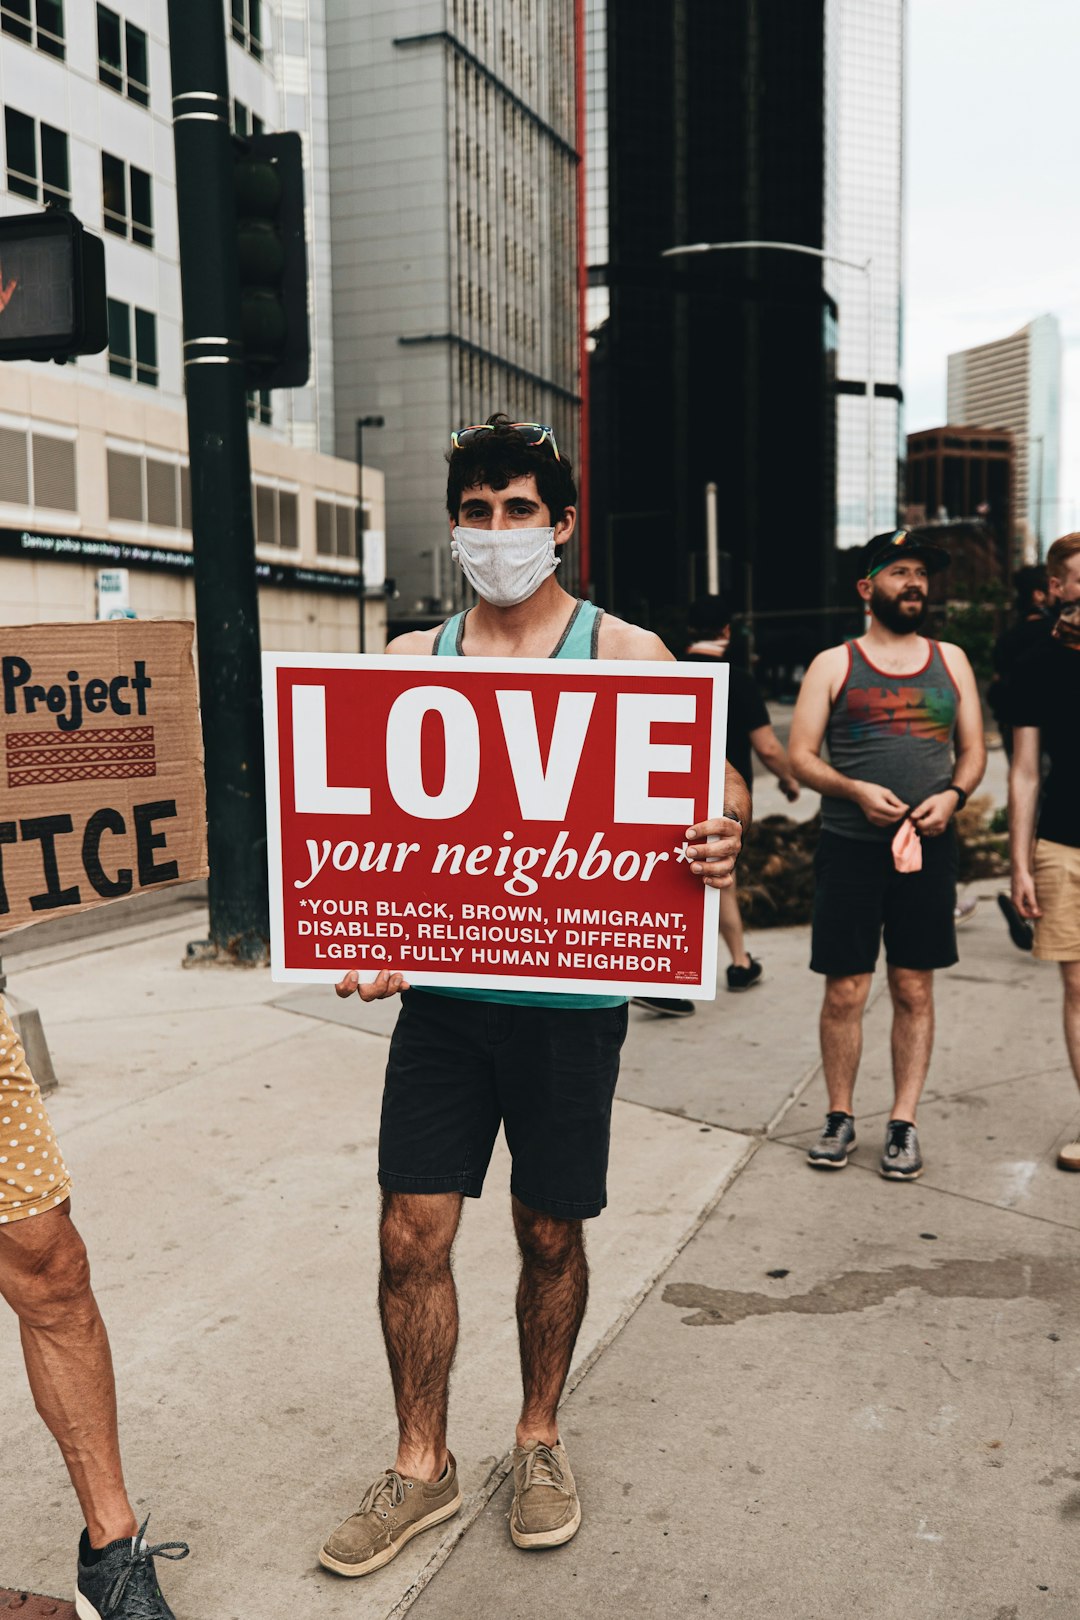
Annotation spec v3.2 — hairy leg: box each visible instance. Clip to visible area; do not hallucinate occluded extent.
[1062,962,1080,1088]
[512,1198,588,1449]
[887,965,935,1123]
[0,1204,136,1547]
[820,974,873,1114]
[718,881,749,969]
[378,1191,463,1481]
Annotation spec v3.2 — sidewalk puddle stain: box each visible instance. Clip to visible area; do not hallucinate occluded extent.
[663,1256,1074,1326]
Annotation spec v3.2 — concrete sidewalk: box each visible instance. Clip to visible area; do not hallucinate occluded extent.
[3,853,1072,1619]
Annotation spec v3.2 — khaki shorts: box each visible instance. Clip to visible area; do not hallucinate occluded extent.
[1033,839,1080,963]
[0,994,71,1226]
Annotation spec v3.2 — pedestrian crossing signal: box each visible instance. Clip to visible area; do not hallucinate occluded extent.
[0,210,107,361]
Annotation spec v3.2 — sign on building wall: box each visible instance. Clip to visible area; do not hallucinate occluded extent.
[264,655,728,998]
[0,622,208,933]
[96,567,133,619]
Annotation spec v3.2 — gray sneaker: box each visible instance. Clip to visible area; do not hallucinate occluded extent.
[880,1119,923,1180]
[807,1111,856,1169]
[319,1455,462,1576]
[510,1440,581,1549]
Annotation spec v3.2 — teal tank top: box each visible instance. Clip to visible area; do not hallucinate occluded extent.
[424,598,626,1011]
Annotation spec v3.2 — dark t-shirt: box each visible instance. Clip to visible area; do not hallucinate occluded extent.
[989,614,1051,723]
[1011,637,1080,847]
[725,666,770,790]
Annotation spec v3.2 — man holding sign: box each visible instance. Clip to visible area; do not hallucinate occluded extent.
[317,417,748,1573]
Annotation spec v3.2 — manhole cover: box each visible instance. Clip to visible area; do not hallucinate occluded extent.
[0,1591,74,1617]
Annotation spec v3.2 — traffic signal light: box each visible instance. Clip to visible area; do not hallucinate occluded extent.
[0,210,107,362]
[233,131,310,390]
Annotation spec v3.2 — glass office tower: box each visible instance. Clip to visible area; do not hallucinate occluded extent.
[586,0,905,647]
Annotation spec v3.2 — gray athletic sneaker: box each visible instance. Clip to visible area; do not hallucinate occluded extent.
[510,1440,581,1549]
[806,1111,856,1169]
[319,1455,462,1576]
[880,1119,923,1180]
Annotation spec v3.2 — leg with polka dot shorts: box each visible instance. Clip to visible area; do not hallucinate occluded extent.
[0,993,71,1225]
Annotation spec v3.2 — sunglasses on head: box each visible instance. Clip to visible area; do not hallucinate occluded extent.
[450,421,561,461]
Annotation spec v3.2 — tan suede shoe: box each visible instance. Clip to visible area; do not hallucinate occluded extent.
[319,1455,461,1576]
[509,1440,581,1549]
[1058,1142,1080,1172]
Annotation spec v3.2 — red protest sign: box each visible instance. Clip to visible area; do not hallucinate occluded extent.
[263,656,728,998]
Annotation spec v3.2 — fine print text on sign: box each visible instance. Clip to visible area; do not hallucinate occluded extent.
[0,621,208,933]
[264,655,728,999]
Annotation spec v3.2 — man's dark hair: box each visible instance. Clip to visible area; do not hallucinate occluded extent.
[1012,563,1048,611]
[446,413,578,523]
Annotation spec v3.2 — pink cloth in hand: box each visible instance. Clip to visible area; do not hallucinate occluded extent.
[891,818,923,873]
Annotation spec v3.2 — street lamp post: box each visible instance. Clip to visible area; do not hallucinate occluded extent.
[356,414,384,653]
[661,240,876,541]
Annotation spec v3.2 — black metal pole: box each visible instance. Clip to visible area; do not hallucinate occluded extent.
[168,0,268,963]
[355,415,384,653]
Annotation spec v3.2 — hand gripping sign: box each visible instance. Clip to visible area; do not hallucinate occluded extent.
[264,656,729,998]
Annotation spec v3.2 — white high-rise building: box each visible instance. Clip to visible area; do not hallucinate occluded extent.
[324,0,582,624]
[0,1,382,648]
[829,0,905,550]
[947,314,1062,559]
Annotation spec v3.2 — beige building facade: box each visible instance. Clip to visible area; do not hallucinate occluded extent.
[0,364,386,652]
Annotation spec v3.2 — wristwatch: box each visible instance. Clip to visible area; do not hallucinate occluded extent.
[945,784,968,811]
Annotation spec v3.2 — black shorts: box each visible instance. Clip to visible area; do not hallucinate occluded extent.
[378,990,629,1220]
[810,827,958,977]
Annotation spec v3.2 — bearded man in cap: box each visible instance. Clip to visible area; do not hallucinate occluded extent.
[788,530,986,1180]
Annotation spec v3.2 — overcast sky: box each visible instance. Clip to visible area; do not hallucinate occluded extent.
[904,0,1080,532]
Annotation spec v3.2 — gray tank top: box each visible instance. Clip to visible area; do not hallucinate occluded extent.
[821,639,959,843]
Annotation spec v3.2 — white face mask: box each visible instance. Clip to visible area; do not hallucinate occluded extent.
[451,525,560,607]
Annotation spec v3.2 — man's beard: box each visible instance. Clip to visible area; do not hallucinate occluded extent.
[871,584,927,635]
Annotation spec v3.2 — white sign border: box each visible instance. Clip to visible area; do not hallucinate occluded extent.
[263,653,729,999]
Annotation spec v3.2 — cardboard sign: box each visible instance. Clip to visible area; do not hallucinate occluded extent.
[0,621,207,933]
[264,655,728,998]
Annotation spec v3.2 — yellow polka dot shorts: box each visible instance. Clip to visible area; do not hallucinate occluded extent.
[0,994,71,1226]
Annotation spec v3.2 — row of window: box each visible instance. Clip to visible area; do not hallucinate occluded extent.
[3,2,261,110]
[0,424,357,556]
[2,0,63,59]
[4,109,153,250]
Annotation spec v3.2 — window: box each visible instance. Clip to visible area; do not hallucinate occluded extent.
[125,20,148,103]
[246,388,271,425]
[146,458,177,526]
[232,99,249,137]
[134,308,157,387]
[107,447,186,527]
[107,448,142,520]
[231,0,262,59]
[316,499,357,558]
[97,6,148,105]
[107,301,157,387]
[0,426,29,504]
[4,109,69,206]
[254,483,298,550]
[107,299,131,379]
[32,433,76,510]
[102,153,153,247]
[0,426,76,509]
[2,0,64,59]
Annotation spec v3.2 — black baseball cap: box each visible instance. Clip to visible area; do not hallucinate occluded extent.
[862,529,950,579]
